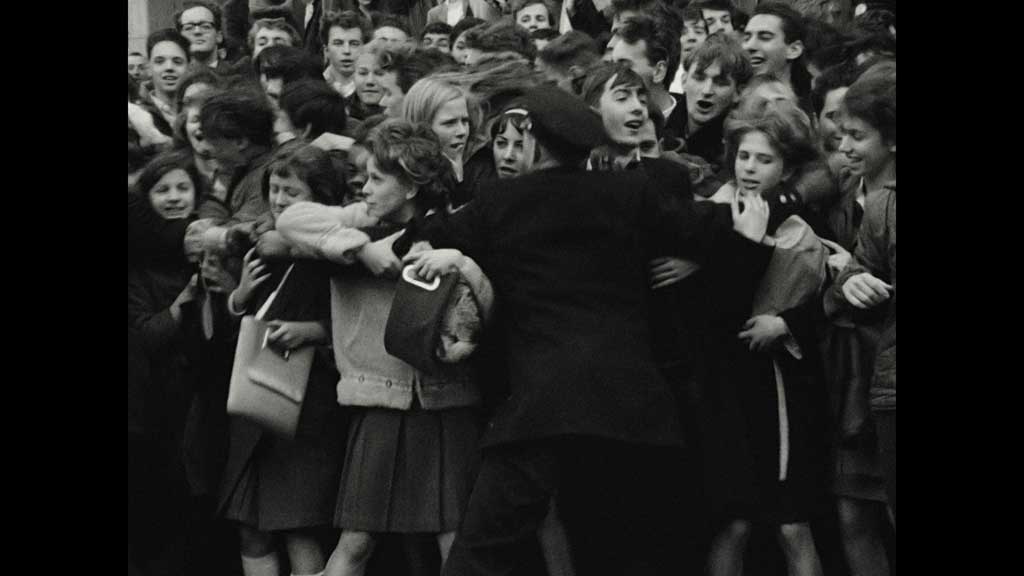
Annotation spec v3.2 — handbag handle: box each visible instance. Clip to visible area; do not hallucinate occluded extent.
[255,263,297,320]
[256,263,298,360]
[402,265,441,291]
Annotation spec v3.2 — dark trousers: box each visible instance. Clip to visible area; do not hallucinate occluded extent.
[875,410,896,514]
[443,437,702,576]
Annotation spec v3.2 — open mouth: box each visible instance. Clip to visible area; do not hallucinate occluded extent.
[162,75,179,84]
[696,99,715,112]
[497,166,518,177]
[749,56,765,67]
[624,120,643,130]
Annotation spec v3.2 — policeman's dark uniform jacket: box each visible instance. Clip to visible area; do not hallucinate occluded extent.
[426,88,773,451]
[422,86,776,575]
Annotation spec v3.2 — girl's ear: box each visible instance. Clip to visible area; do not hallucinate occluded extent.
[405,185,419,201]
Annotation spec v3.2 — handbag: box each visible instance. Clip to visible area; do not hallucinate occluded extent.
[384,265,459,374]
[226,265,314,438]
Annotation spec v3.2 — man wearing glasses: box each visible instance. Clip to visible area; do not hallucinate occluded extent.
[175,1,225,70]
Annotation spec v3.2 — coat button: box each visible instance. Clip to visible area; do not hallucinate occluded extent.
[386,380,392,387]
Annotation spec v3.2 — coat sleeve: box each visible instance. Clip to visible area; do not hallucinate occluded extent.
[850,189,895,284]
[225,169,271,226]
[825,189,896,318]
[420,197,488,263]
[640,174,774,274]
[128,273,184,354]
[275,201,376,263]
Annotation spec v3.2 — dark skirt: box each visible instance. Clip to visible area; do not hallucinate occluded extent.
[335,405,480,533]
[697,344,829,526]
[219,357,347,531]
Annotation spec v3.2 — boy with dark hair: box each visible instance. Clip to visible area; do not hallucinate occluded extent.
[321,10,372,99]
[256,45,325,106]
[678,32,751,168]
[278,78,349,140]
[373,14,413,46]
[667,4,709,93]
[144,29,192,136]
[175,1,226,70]
[198,88,276,224]
[823,59,896,576]
[608,16,686,142]
[810,60,860,175]
[420,21,454,52]
[742,1,813,106]
[695,0,736,36]
[537,30,602,93]
[450,17,487,64]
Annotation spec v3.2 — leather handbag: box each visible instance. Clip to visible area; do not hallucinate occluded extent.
[384,265,458,375]
[226,265,314,438]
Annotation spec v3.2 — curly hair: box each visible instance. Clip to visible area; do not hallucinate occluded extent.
[366,119,455,214]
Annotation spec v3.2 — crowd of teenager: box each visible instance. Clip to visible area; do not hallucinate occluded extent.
[128,1,896,575]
